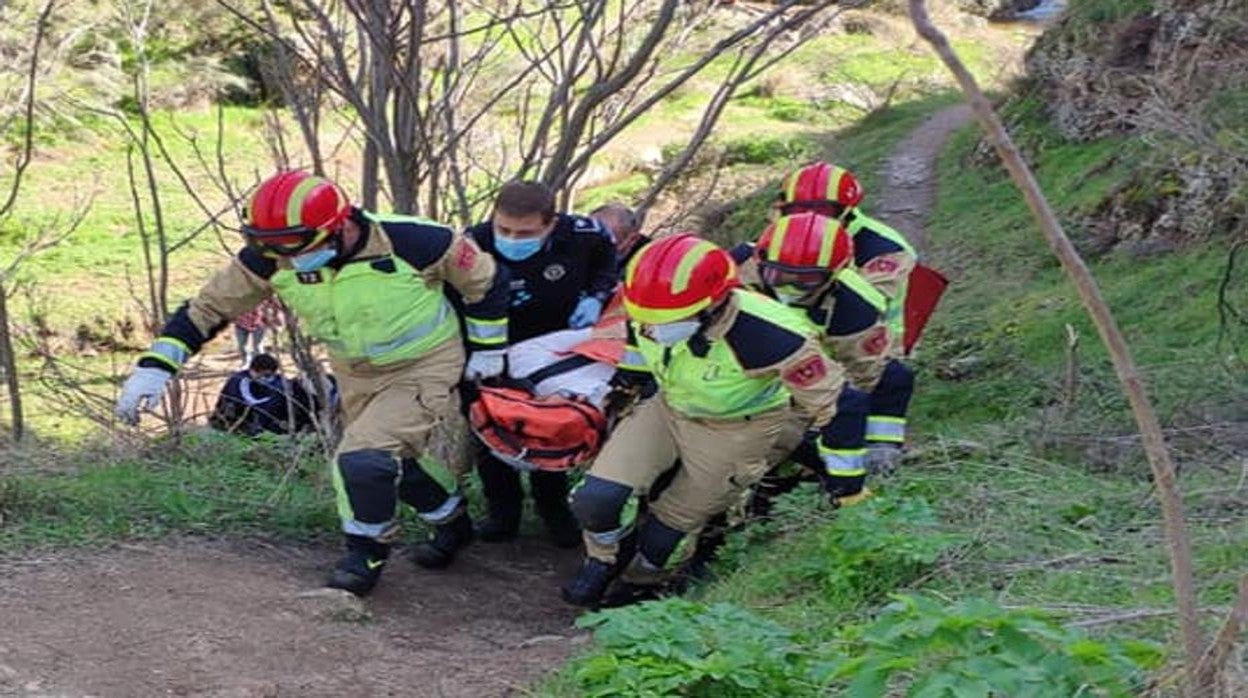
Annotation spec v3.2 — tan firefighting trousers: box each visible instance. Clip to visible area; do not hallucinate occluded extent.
[331,337,468,538]
[582,396,808,563]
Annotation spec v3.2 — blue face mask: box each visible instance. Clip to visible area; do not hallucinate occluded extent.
[290,247,337,272]
[494,234,545,261]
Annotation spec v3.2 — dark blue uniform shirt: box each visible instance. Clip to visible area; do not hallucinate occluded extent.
[467,213,618,344]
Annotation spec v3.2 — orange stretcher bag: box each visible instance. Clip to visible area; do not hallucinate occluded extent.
[903,263,949,355]
[468,382,608,472]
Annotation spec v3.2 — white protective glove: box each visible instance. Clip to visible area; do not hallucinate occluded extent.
[463,350,506,381]
[865,443,903,477]
[115,366,173,425]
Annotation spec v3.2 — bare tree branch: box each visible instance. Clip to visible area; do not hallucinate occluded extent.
[0,0,57,218]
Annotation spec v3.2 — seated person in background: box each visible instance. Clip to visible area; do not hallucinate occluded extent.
[209,353,291,436]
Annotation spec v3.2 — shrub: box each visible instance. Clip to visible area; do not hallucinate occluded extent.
[824,593,1164,697]
[569,598,819,697]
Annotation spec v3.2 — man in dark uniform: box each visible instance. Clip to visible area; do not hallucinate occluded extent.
[466,181,619,547]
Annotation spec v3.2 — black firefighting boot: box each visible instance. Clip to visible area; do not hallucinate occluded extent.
[560,557,616,608]
[532,470,580,549]
[326,535,390,597]
[409,512,475,569]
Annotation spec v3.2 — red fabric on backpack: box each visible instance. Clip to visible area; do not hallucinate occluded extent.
[468,385,608,472]
[903,263,949,355]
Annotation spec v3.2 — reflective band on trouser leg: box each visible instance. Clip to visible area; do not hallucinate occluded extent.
[334,449,401,539]
[820,447,868,477]
[417,493,463,524]
[866,415,906,444]
[140,336,192,371]
[586,524,633,547]
[397,457,461,524]
[465,316,507,347]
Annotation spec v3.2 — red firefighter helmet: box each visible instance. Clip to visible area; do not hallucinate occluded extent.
[623,233,739,324]
[242,171,352,256]
[776,161,863,216]
[755,212,854,296]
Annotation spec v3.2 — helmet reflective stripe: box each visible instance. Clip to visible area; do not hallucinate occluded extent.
[671,240,718,294]
[827,167,848,203]
[286,175,330,229]
[764,216,790,263]
[816,216,840,267]
[782,170,802,205]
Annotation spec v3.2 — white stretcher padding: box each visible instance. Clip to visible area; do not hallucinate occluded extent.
[505,329,615,408]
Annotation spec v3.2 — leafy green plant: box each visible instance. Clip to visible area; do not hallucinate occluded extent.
[824,594,1163,697]
[569,598,818,697]
[712,488,963,614]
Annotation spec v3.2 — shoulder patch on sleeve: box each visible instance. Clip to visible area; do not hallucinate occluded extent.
[781,354,829,388]
[724,311,807,370]
[238,246,277,279]
[852,230,904,268]
[384,220,454,269]
[827,284,882,336]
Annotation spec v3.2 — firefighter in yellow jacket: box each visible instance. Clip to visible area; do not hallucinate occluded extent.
[775,163,918,473]
[560,234,869,607]
[114,171,510,596]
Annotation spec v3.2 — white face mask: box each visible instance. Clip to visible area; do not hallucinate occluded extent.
[649,320,701,347]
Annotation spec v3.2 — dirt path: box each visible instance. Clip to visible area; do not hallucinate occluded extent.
[0,537,583,697]
[0,103,977,698]
[871,103,973,254]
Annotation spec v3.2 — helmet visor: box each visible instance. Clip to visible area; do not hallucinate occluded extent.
[759,261,833,294]
[777,200,847,219]
[242,224,330,257]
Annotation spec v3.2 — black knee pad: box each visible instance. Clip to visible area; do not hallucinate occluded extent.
[397,457,451,514]
[638,516,686,568]
[570,476,632,532]
[338,449,400,524]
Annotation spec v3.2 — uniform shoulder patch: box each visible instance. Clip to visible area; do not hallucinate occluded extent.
[781,354,829,388]
[724,311,806,370]
[858,325,889,356]
[453,239,479,270]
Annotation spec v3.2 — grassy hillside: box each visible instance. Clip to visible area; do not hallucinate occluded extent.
[542,86,1247,697]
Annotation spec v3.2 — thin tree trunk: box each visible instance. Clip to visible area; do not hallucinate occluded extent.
[0,277,22,442]
[906,1,1206,689]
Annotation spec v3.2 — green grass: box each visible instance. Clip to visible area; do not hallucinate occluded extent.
[0,431,338,550]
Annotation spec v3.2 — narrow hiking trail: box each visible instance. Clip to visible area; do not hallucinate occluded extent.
[872,104,972,254]
[0,104,975,698]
